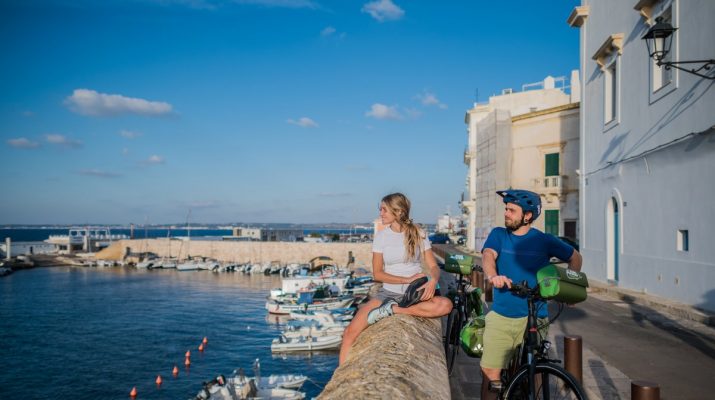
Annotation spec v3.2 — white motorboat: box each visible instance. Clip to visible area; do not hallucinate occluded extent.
[194,376,305,400]
[265,296,354,315]
[288,309,353,323]
[177,259,202,271]
[271,334,342,352]
[228,374,307,390]
[135,259,156,269]
[282,324,344,339]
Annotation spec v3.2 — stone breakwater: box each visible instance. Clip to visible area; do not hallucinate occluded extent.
[99,239,373,267]
[318,314,450,400]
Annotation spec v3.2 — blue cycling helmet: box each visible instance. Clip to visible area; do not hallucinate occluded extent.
[497,189,542,222]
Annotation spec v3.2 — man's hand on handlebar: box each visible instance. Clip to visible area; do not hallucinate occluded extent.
[489,275,512,289]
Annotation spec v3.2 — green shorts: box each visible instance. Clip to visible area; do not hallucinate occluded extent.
[480,311,549,370]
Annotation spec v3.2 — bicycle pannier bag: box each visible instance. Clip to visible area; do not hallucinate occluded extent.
[536,264,589,304]
[445,253,473,275]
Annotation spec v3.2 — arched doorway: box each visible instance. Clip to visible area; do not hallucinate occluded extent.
[606,196,620,282]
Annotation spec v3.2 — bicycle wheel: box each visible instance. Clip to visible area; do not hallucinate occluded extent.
[503,363,586,400]
[443,307,462,374]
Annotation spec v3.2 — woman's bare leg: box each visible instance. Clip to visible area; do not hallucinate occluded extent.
[391,296,453,318]
[338,298,382,365]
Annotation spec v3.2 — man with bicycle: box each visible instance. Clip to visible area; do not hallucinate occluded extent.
[480,189,582,398]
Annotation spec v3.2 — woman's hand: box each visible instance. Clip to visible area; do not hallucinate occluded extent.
[418,277,437,301]
[407,272,426,282]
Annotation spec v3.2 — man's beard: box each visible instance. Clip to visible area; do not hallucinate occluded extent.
[505,216,526,231]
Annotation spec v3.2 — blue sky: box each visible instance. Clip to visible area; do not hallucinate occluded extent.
[0,0,579,225]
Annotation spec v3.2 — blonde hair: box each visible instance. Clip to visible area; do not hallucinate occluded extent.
[381,193,424,261]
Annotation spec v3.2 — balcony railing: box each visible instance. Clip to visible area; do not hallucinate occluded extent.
[544,176,561,189]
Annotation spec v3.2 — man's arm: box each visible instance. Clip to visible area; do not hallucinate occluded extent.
[568,249,582,272]
[482,248,511,289]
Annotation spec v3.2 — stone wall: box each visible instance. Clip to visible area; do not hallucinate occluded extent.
[110,239,373,268]
[318,315,449,400]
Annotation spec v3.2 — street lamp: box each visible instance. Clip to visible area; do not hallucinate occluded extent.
[641,17,715,79]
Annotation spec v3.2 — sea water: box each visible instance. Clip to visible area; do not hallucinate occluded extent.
[0,267,337,399]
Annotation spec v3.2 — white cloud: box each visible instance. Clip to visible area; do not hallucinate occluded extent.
[362,0,404,22]
[143,155,166,165]
[7,137,40,149]
[77,169,122,178]
[365,103,402,120]
[64,89,173,117]
[45,134,83,149]
[416,91,448,109]
[287,117,319,128]
[321,26,336,36]
[119,129,142,139]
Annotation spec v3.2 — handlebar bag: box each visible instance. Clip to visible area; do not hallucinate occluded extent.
[445,253,474,275]
[536,264,589,304]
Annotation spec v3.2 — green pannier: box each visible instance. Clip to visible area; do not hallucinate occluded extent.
[536,264,589,304]
[445,253,474,275]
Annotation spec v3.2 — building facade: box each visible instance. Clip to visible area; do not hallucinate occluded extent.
[568,0,715,311]
[462,74,581,252]
[230,227,303,242]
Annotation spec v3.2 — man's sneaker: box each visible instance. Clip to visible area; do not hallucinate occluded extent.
[367,298,397,325]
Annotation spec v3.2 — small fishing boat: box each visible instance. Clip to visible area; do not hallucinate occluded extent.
[271,334,342,352]
[265,296,354,315]
[281,324,345,339]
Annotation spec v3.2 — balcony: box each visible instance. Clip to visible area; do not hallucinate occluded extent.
[534,175,564,195]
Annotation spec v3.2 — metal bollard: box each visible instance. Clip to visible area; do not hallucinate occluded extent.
[484,278,493,302]
[564,335,583,383]
[631,381,660,400]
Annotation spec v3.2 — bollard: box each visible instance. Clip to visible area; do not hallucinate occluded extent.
[564,335,583,383]
[631,381,660,400]
[484,278,493,303]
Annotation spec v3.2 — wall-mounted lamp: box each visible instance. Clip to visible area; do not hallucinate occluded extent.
[641,17,715,79]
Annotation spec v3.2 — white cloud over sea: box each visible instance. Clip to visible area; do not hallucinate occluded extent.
[365,103,402,120]
[7,137,40,149]
[64,89,173,117]
[362,0,404,22]
[287,117,319,128]
[45,134,83,149]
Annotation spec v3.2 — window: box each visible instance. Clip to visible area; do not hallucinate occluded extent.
[677,229,689,252]
[652,6,673,92]
[545,153,560,177]
[605,60,618,123]
[544,210,559,236]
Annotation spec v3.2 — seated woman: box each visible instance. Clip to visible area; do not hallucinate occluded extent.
[339,193,453,365]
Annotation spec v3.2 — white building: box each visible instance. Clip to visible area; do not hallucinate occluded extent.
[568,0,715,312]
[462,74,581,252]
[436,213,462,234]
[230,227,303,242]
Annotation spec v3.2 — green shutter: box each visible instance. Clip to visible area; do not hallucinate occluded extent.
[545,153,559,177]
[545,210,559,235]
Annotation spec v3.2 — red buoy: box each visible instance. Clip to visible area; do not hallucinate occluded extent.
[198,343,204,352]
[202,337,208,345]
[184,357,191,366]
[185,350,191,358]
[130,387,137,398]
[172,365,179,376]
[156,375,163,386]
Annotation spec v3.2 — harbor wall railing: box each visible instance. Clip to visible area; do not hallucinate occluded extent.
[99,239,373,267]
[318,314,450,400]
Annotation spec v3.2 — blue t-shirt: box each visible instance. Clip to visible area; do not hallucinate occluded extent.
[482,227,574,318]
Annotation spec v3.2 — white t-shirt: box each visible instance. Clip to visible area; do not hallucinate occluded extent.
[372,226,432,294]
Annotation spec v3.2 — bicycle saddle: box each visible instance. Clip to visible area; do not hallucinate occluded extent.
[398,276,429,308]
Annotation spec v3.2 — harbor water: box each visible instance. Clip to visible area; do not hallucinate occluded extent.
[0,267,337,399]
